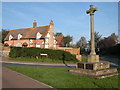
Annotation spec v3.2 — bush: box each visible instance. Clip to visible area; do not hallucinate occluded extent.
[9,47,77,61]
[100,44,120,56]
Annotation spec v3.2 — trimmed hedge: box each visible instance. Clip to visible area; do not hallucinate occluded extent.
[9,47,77,61]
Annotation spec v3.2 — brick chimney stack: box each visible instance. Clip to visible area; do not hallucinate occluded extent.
[50,20,54,26]
[33,20,37,28]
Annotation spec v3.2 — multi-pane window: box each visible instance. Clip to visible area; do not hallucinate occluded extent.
[9,35,13,40]
[36,32,42,39]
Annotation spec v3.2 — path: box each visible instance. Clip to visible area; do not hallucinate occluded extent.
[2,67,55,88]
[100,57,120,67]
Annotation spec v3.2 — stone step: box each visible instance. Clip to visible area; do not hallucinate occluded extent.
[69,68,119,79]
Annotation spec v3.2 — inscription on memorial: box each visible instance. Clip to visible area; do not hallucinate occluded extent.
[86,64,93,70]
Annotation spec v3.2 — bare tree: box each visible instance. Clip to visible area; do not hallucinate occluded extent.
[98,36,116,49]
[76,36,87,48]
[1,29,9,43]
[62,35,73,47]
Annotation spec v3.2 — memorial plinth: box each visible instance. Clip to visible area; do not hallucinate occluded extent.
[88,54,99,62]
[77,61,110,70]
[69,61,118,79]
[69,68,118,79]
[69,5,118,79]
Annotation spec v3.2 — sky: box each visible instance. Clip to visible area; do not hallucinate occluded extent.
[2,2,118,44]
[118,2,120,42]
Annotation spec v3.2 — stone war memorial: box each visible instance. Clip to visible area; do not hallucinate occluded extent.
[69,5,118,79]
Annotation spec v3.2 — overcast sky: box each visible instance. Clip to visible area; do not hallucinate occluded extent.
[2,2,118,43]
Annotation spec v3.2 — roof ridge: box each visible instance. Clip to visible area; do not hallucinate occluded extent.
[10,28,33,31]
[10,25,50,31]
[36,25,50,28]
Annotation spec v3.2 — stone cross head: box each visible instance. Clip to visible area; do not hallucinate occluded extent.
[86,5,98,15]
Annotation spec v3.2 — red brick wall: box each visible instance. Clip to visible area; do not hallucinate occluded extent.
[2,47,10,51]
[55,47,82,61]
[4,39,44,48]
[56,47,80,55]
[48,24,55,48]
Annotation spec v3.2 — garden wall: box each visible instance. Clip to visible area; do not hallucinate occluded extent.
[56,47,80,55]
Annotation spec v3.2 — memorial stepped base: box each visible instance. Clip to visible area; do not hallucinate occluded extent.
[69,68,118,79]
[69,61,118,79]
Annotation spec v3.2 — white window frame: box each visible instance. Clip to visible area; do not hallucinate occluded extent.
[18,34,22,40]
[46,33,50,38]
[45,44,48,48]
[45,38,49,43]
[9,35,13,40]
[36,44,40,47]
[36,32,42,39]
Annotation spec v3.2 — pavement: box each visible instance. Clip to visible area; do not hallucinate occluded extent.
[2,67,55,89]
[100,57,120,67]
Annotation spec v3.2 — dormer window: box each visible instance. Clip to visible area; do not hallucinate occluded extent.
[36,32,42,39]
[46,33,50,38]
[18,34,22,40]
[9,35,13,40]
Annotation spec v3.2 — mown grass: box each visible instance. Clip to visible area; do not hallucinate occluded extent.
[5,66,119,88]
[9,57,80,64]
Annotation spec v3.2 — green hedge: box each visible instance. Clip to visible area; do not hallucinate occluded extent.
[9,47,77,61]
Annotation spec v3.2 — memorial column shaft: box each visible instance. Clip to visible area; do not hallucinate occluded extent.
[90,14,96,55]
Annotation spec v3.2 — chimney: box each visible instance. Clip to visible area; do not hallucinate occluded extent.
[50,20,54,26]
[33,20,37,28]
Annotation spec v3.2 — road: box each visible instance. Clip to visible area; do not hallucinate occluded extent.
[1,57,120,68]
[2,67,55,89]
[100,57,120,68]
[2,57,76,68]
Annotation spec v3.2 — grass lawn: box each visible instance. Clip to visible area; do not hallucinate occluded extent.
[5,66,119,88]
[9,56,87,64]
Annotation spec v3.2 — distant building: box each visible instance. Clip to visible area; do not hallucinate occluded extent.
[55,33,64,47]
[4,20,57,48]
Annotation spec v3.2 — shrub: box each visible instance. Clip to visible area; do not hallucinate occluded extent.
[99,44,120,56]
[9,47,77,61]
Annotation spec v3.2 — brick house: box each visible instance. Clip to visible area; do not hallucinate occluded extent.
[4,20,57,48]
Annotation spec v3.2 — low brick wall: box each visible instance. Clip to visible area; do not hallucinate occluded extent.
[76,55,82,61]
[55,47,81,61]
[2,47,10,51]
[56,47,80,55]
[2,46,82,60]
[2,46,10,57]
[2,51,10,57]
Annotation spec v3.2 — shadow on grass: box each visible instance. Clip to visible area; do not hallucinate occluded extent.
[62,54,73,68]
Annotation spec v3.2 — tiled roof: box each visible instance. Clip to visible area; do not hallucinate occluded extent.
[4,25,50,40]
